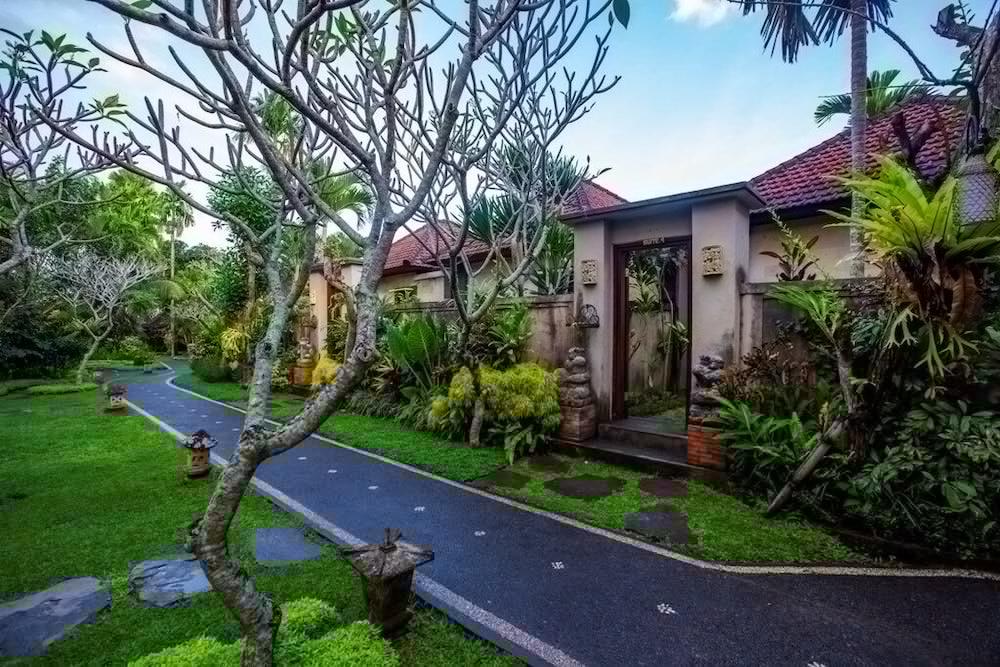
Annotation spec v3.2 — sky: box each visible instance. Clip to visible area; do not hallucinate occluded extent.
[1,0,971,248]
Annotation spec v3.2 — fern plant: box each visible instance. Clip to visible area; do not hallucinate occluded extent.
[828,157,1000,379]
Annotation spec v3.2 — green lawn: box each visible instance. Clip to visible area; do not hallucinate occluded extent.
[491,456,862,563]
[175,372,508,482]
[0,390,520,667]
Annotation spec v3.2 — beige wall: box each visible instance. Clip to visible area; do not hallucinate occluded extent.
[691,199,750,367]
[749,215,879,282]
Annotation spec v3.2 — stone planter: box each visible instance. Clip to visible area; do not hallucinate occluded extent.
[183,430,217,479]
[342,529,433,637]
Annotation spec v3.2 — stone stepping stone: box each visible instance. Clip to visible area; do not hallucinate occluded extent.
[469,470,531,490]
[128,559,212,608]
[255,527,323,565]
[623,511,689,545]
[638,478,688,498]
[0,577,111,657]
[527,455,571,474]
[543,474,626,499]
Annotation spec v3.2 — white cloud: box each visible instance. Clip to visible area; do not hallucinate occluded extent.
[671,0,731,27]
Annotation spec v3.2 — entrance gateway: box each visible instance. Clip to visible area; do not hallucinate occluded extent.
[561,183,765,468]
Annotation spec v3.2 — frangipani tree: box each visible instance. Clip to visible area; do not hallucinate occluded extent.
[0,30,133,275]
[46,249,160,383]
[37,1,625,663]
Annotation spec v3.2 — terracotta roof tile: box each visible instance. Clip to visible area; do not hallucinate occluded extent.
[386,179,626,272]
[751,98,966,212]
[562,179,628,216]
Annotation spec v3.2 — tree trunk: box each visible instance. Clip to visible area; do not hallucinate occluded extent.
[191,440,280,667]
[848,0,868,278]
[170,228,176,359]
[76,325,113,384]
[469,396,486,447]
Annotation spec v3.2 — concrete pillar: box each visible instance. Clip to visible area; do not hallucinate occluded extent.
[573,219,613,421]
[690,198,751,368]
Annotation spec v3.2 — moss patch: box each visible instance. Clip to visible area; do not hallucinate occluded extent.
[492,454,862,563]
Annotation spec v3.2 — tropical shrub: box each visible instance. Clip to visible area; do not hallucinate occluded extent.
[433,363,559,462]
[343,391,401,419]
[384,313,453,390]
[25,382,99,395]
[191,356,233,383]
[759,215,819,281]
[117,335,157,366]
[830,157,1000,380]
[835,401,1000,556]
[718,398,819,496]
[311,354,340,388]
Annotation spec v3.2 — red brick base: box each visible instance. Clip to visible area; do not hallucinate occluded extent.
[687,426,725,469]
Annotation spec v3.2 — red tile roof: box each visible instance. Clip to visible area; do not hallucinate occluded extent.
[385,224,491,273]
[751,98,966,212]
[562,179,628,216]
[386,179,626,272]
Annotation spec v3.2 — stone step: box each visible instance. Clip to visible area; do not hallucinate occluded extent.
[597,418,688,454]
[554,437,724,483]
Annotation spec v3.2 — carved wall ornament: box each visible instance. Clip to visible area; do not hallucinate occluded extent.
[701,245,723,276]
[580,259,598,285]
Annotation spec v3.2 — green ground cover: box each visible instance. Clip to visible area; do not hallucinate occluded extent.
[491,456,862,563]
[0,390,520,667]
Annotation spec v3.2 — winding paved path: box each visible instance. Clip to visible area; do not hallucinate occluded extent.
[124,362,1000,667]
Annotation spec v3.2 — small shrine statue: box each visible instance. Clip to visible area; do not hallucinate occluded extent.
[689,354,724,425]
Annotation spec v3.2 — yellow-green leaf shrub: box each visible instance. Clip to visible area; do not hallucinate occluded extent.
[280,598,342,641]
[311,355,341,388]
[433,363,560,460]
[128,637,240,667]
[295,622,400,667]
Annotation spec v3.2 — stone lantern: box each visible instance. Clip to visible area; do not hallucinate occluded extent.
[106,384,127,413]
[183,430,217,479]
[342,528,433,637]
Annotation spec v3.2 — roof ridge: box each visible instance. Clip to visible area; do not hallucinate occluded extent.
[582,178,628,203]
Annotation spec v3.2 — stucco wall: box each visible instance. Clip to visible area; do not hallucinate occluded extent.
[749,215,880,282]
[392,295,575,369]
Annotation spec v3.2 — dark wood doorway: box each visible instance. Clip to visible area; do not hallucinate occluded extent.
[611,238,692,431]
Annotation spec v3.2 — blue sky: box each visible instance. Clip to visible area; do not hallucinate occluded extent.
[2,1,970,246]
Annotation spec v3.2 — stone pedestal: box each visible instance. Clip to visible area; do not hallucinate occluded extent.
[292,362,314,387]
[560,404,596,442]
[687,424,724,469]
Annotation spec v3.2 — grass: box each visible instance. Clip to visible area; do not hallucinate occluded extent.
[85,360,150,371]
[492,456,862,563]
[175,372,507,482]
[0,390,521,666]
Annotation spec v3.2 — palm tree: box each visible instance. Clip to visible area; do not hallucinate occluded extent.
[161,188,194,357]
[815,69,927,126]
[739,0,895,278]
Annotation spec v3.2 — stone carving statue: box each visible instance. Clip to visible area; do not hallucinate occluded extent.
[296,338,314,364]
[689,354,724,424]
[559,293,600,442]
